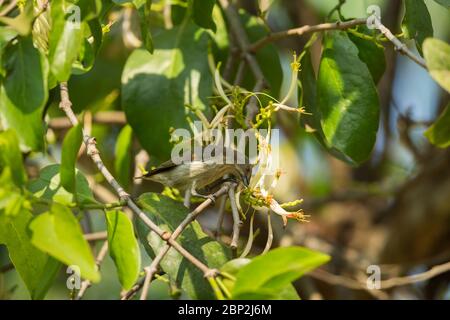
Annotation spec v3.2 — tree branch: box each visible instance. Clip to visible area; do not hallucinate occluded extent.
[249,18,367,52]
[75,241,109,300]
[124,183,233,300]
[218,0,266,125]
[228,185,241,252]
[49,111,126,129]
[372,16,427,69]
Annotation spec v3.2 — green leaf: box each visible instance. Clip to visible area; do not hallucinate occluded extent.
[60,124,83,194]
[192,0,216,32]
[316,31,380,164]
[136,193,231,299]
[29,202,100,282]
[432,0,450,8]
[0,130,26,187]
[220,258,300,300]
[77,0,103,21]
[72,36,96,75]
[0,85,45,151]
[425,104,450,148]
[348,26,386,84]
[48,0,85,81]
[0,210,61,299]
[106,210,141,290]
[27,164,97,205]
[114,124,133,188]
[0,35,48,151]
[133,0,153,53]
[423,38,450,93]
[231,247,329,299]
[402,0,433,54]
[4,36,49,113]
[122,22,211,160]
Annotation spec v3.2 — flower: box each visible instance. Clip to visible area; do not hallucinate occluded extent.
[243,130,308,227]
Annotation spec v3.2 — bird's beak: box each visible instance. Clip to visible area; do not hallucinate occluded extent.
[241,173,250,187]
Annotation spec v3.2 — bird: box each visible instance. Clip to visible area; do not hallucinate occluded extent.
[135,154,252,201]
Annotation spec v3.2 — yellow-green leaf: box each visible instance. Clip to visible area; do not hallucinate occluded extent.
[29,203,100,282]
[60,124,83,193]
[106,210,141,290]
[423,38,450,93]
[114,125,133,188]
[425,104,450,148]
[231,247,330,299]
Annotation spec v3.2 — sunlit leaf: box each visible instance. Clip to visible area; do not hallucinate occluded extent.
[48,0,85,81]
[423,38,450,93]
[0,210,61,299]
[425,104,450,148]
[106,210,141,290]
[27,164,97,205]
[114,124,133,188]
[231,247,329,299]
[60,124,83,194]
[29,203,100,282]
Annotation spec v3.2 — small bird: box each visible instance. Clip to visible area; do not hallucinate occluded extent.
[136,156,252,200]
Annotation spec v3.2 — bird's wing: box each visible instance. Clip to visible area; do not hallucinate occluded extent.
[143,159,177,177]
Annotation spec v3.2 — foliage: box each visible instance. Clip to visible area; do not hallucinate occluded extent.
[0,0,448,300]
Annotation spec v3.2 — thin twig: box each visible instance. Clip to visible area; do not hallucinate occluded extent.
[380,261,450,289]
[123,183,232,300]
[75,241,109,300]
[84,231,107,242]
[372,16,427,69]
[139,266,155,300]
[214,195,227,239]
[59,83,218,281]
[249,18,367,52]
[228,185,241,252]
[121,276,145,300]
[49,111,127,129]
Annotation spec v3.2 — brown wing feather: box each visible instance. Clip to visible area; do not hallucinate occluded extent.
[143,159,177,177]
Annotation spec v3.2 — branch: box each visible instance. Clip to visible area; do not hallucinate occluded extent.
[372,16,427,69]
[75,241,109,300]
[59,83,218,285]
[249,18,367,52]
[218,0,266,125]
[49,111,126,129]
[249,16,427,70]
[125,183,232,300]
[0,0,17,17]
[380,261,450,289]
[228,185,241,251]
[311,260,450,297]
